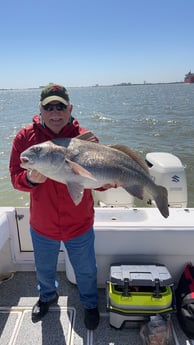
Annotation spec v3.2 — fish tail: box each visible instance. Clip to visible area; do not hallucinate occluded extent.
[154,185,169,218]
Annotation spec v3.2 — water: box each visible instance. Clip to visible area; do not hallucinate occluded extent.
[0,83,194,207]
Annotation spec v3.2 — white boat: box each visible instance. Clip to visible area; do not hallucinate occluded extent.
[0,152,194,345]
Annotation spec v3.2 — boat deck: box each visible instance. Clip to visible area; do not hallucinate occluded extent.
[0,271,193,345]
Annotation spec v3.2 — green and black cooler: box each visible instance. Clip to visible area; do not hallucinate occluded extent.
[106,264,176,329]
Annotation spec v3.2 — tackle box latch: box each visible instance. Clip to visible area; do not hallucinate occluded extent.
[153,278,162,298]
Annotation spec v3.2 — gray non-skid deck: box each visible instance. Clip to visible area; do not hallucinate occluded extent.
[0,272,193,345]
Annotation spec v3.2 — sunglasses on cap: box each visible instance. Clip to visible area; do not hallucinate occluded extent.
[42,103,67,111]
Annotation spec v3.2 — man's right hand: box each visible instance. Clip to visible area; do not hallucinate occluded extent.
[26,170,47,184]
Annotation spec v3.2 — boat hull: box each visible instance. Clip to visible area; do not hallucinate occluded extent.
[184,72,194,83]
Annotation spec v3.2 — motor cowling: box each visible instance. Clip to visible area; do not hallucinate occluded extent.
[146,152,187,208]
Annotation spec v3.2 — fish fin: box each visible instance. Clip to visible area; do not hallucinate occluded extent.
[52,138,71,147]
[76,131,99,142]
[154,185,169,218]
[124,185,144,200]
[109,145,149,173]
[65,158,97,181]
[52,132,98,146]
[66,182,84,205]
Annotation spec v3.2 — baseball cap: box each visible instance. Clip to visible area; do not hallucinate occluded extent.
[40,84,70,106]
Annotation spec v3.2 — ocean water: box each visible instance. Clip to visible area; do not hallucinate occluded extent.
[0,83,194,207]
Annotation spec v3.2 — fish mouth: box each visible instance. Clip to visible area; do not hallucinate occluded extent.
[20,156,30,168]
[20,156,29,163]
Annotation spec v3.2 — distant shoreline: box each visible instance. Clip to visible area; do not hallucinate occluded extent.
[94,81,185,87]
[0,81,187,91]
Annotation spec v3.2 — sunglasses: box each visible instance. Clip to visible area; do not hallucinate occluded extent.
[42,103,67,111]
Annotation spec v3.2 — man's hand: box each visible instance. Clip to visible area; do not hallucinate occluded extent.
[27,170,47,184]
[101,183,118,190]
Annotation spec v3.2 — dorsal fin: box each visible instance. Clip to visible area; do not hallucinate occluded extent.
[76,131,99,143]
[109,144,149,173]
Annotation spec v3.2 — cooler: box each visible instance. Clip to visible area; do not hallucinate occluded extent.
[107,264,176,329]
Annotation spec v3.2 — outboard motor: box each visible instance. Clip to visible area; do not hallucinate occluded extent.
[146,152,187,208]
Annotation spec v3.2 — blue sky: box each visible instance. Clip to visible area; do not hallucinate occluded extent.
[0,0,193,88]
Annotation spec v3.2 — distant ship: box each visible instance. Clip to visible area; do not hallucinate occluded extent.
[184,71,194,83]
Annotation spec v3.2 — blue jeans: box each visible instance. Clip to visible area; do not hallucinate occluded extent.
[30,227,98,308]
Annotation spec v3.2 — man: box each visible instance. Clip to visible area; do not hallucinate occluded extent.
[9,83,105,329]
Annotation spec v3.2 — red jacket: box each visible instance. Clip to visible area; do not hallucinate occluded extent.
[9,115,97,241]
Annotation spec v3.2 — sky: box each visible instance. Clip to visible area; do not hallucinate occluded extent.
[0,0,194,88]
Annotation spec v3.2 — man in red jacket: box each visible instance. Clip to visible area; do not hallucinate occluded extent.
[9,84,101,329]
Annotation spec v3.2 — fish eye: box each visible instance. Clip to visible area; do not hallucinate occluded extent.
[33,147,42,154]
